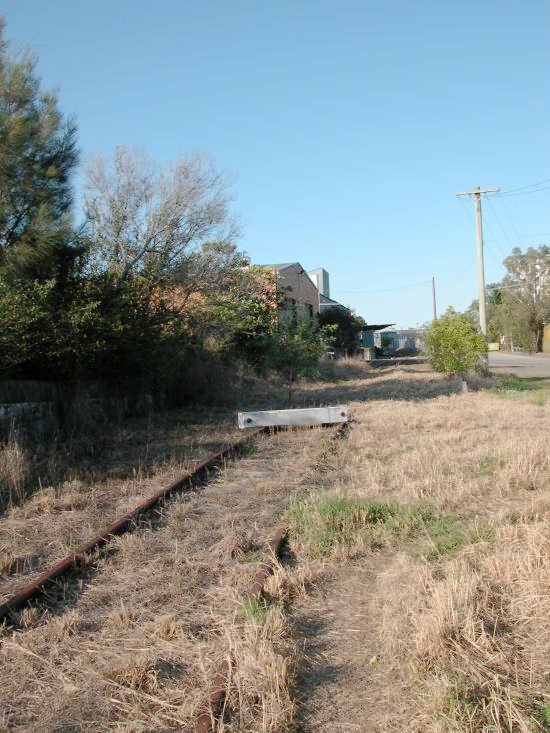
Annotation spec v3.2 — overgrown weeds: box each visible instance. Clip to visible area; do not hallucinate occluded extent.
[318,356,377,382]
[378,519,550,731]
[0,438,28,508]
[287,494,398,557]
[224,598,297,732]
[287,365,550,730]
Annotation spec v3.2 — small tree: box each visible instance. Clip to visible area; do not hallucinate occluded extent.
[266,320,332,404]
[423,308,487,381]
[319,308,365,354]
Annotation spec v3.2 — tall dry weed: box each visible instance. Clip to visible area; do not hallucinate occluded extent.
[0,439,28,508]
[376,521,550,731]
[221,601,297,733]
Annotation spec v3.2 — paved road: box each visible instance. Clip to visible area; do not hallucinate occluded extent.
[489,351,550,378]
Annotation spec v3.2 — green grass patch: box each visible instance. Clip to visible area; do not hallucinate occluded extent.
[422,515,494,561]
[441,674,479,719]
[510,477,538,492]
[239,596,270,623]
[491,374,550,405]
[238,550,263,564]
[287,492,494,560]
[286,494,400,557]
[473,455,506,478]
[540,701,550,726]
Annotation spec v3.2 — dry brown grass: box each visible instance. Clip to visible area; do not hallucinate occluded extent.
[0,438,28,507]
[0,369,288,513]
[4,360,548,731]
[309,367,550,519]
[376,516,550,731]
[0,427,330,732]
[285,362,550,731]
[0,411,260,603]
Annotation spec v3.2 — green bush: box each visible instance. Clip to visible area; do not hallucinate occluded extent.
[423,307,487,377]
[265,320,333,403]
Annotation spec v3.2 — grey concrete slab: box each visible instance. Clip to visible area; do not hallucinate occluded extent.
[238,406,349,429]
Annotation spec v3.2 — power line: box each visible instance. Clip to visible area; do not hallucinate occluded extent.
[472,198,505,269]
[457,194,475,224]
[493,178,550,196]
[485,231,550,242]
[486,281,534,291]
[484,196,510,257]
[333,279,431,295]
[443,255,476,286]
[496,194,527,248]
[484,239,505,269]
[492,184,550,197]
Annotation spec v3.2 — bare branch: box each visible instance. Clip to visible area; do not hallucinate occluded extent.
[83,146,239,283]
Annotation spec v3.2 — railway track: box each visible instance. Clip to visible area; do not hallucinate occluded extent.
[0,427,266,624]
[0,421,347,732]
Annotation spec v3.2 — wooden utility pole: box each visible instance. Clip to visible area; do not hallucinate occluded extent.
[455,186,500,336]
[432,276,437,320]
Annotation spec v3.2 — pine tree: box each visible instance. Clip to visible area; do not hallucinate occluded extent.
[0,18,79,281]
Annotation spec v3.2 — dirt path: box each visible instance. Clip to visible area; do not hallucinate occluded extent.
[291,554,404,733]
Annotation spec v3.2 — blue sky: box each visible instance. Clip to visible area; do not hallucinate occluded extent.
[4,1,550,327]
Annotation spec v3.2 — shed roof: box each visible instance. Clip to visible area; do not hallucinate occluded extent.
[319,294,350,312]
[361,324,395,331]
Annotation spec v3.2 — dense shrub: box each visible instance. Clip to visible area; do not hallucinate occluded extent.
[424,308,487,377]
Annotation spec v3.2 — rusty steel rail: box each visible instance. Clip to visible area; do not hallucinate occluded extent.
[195,526,287,733]
[194,421,349,733]
[0,427,266,623]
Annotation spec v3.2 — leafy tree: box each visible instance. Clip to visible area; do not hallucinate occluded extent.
[464,287,502,343]
[424,307,487,378]
[0,275,106,379]
[0,278,56,373]
[498,246,550,352]
[319,308,365,353]
[466,246,550,352]
[0,19,79,281]
[189,265,277,364]
[266,320,332,403]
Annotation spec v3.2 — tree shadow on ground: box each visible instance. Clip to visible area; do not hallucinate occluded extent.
[290,610,346,730]
[293,376,464,406]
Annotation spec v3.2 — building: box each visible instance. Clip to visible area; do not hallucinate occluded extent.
[358,325,395,348]
[307,268,330,298]
[373,327,423,354]
[261,262,320,321]
[307,268,352,314]
[261,261,359,324]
